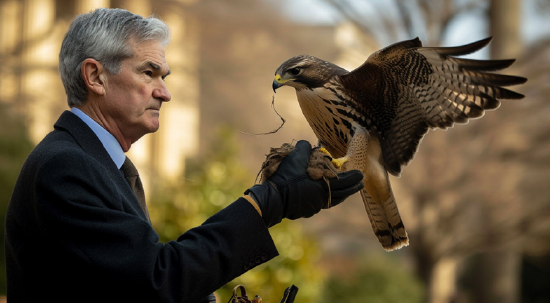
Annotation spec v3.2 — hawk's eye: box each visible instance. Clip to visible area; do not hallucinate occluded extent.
[289,67,301,76]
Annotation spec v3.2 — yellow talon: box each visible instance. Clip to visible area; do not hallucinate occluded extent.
[318,147,331,156]
[318,148,348,168]
[331,156,349,168]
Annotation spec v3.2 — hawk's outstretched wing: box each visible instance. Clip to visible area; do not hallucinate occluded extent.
[338,37,527,176]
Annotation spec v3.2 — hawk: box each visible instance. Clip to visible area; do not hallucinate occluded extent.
[272,37,527,251]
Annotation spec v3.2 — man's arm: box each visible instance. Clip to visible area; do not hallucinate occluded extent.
[31,150,278,302]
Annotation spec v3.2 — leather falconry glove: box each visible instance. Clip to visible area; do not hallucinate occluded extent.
[245,140,364,227]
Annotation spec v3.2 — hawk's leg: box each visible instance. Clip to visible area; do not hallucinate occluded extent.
[335,124,368,172]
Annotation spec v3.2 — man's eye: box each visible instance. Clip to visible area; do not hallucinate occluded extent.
[145,71,153,77]
[289,67,301,76]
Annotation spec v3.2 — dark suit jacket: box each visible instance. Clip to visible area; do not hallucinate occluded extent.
[5,111,278,302]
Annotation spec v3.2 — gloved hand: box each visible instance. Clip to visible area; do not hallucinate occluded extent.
[245,140,364,227]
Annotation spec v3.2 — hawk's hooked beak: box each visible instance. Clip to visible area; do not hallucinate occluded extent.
[272,74,293,92]
[272,79,283,92]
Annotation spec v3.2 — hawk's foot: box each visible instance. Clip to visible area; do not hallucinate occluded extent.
[318,147,331,157]
[331,156,349,168]
[318,148,348,168]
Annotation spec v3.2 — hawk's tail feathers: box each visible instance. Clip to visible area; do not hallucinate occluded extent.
[360,188,409,251]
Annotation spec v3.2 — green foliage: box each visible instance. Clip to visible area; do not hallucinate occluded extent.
[321,253,425,303]
[0,104,35,295]
[149,127,325,303]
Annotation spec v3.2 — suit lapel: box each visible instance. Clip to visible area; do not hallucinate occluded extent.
[53,111,150,222]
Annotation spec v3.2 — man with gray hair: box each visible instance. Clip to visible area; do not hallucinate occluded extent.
[5,8,363,303]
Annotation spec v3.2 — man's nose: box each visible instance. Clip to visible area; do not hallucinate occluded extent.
[154,81,171,102]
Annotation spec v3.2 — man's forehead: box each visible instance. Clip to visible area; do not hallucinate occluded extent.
[128,40,169,68]
[128,38,166,57]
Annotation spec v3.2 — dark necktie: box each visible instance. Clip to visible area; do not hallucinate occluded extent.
[120,157,150,223]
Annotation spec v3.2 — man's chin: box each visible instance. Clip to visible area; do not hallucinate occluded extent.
[148,122,160,133]
[147,112,160,130]
[139,119,160,135]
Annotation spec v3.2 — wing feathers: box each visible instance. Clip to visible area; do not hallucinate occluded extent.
[425,37,493,56]
[451,57,517,71]
[339,37,526,176]
[495,86,525,99]
[461,70,527,86]
[379,37,423,54]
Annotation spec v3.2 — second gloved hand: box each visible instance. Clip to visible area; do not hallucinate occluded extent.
[245,140,364,227]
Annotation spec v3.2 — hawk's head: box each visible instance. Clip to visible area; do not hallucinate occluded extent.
[272,55,347,92]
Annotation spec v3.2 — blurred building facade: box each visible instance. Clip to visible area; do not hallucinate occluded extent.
[0,0,200,194]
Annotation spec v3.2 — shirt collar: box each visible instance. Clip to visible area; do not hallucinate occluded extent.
[71,107,126,169]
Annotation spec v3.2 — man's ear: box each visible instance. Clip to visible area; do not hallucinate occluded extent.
[81,58,106,96]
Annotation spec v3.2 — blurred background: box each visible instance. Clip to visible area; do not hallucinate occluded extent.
[1,0,549,302]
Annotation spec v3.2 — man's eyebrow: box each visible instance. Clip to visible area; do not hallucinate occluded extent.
[137,61,162,71]
[148,62,160,70]
[140,61,171,77]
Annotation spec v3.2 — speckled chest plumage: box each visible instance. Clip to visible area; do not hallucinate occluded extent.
[295,81,375,158]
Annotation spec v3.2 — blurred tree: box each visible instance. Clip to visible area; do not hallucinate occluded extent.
[463,2,523,303]
[148,127,326,303]
[320,253,425,303]
[0,104,35,294]
[324,0,487,46]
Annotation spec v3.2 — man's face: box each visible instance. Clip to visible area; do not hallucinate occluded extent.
[101,39,171,145]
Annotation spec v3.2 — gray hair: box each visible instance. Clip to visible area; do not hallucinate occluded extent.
[59,8,171,107]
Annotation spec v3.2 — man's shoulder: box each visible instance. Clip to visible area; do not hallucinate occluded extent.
[32,128,82,160]
[23,111,118,178]
[23,128,94,175]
